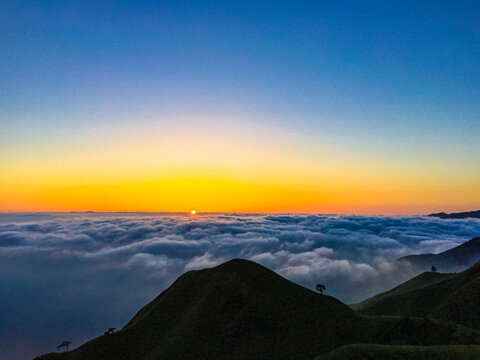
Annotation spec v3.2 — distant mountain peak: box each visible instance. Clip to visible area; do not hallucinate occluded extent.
[428,210,480,219]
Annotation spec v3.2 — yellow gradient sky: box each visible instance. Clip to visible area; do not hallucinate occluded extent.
[1,117,478,214]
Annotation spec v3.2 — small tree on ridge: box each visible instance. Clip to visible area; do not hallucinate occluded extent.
[57,341,71,352]
[315,284,326,295]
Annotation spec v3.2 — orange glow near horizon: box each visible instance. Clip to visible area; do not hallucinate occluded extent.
[1,121,479,215]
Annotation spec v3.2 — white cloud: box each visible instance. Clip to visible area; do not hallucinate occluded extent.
[185,252,225,270]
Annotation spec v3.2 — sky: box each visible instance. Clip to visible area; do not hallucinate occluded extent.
[1,0,479,213]
[1,212,480,359]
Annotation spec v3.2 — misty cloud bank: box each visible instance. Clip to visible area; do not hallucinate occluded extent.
[1,213,480,359]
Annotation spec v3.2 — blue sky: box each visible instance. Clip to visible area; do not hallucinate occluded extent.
[1,1,479,213]
[3,1,479,129]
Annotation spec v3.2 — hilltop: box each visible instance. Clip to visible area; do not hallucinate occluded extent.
[34,259,480,360]
[397,237,480,273]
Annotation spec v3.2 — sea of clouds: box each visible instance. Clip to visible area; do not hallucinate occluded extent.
[1,212,480,359]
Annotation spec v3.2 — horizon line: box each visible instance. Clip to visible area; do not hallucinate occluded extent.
[0,210,466,216]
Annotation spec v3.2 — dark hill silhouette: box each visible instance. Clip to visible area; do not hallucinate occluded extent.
[428,210,480,219]
[355,260,480,331]
[34,259,480,360]
[397,237,480,273]
[316,344,480,360]
[352,271,453,312]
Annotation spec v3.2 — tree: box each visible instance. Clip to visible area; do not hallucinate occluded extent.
[431,266,438,273]
[56,341,71,352]
[315,284,326,294]
[104,328,116,336]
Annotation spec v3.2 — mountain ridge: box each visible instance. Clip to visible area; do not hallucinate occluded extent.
[35,259,480,360]
[428,210,480,219]
[397,237,480,273]
[355,258,480,331]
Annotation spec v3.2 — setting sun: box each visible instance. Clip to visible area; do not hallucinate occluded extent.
[190,210,197,215]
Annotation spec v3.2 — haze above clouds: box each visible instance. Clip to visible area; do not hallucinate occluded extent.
[1,213,480,359]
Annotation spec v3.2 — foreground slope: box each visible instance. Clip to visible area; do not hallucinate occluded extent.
[356,261,480,330]
[316,344,480,360]
[398,237,480,273]
[36,259,480,360]
[351,272,453,311]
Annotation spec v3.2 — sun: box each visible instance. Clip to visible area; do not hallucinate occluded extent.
[190,210,196,215]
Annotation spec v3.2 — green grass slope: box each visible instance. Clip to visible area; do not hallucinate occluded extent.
[351,272,453,310]
[316,344,480,360]
[35,259,480,360]
[356,261,480,330]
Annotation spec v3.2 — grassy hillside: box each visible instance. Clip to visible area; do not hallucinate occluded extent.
[397,237,480,273]
[351,272,453,311]
[35,259,480,360]
[356,261,480,330]
[316,344,480,360]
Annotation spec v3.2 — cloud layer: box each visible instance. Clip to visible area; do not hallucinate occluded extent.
[1,213,479,359]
